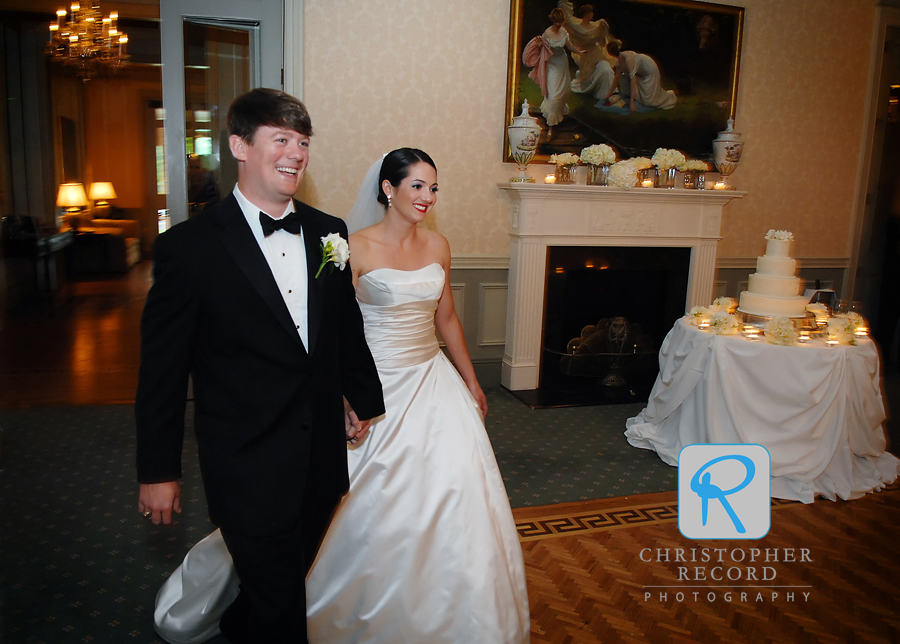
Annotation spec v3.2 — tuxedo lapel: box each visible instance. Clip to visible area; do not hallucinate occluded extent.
[215,196,308,354]
[299,201,323,356]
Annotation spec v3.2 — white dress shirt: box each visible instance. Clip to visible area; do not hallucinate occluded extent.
[233,185,309,350]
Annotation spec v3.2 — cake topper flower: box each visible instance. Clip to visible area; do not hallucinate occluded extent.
[765,229,793,241]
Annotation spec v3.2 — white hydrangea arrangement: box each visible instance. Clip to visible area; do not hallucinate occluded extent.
[710,297,738,313]
[630,157,653,170]
[708,311,739,335]
[580,144,616,166]
[806,303,828,316]
[651,148,686,170]
[827,314,864,346]
[676,159,709,172]
[765,229,793,241]
[688,305,709,325]
[607,159,641,188]
[764,316,798,345]
[549,152,580,167]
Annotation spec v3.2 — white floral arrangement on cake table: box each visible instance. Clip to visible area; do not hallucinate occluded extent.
[687,305,709,325]
[806,303,828,316]
[764,316,798,345]
[676,159,709,172]
[827,313,864,346]
[549,152,580,167]
[607,157,652,188]
[710,296,738,313]
[765,229,793,241]
[651,148,686,170]
[580,144,616,166]
[708,311,739,335]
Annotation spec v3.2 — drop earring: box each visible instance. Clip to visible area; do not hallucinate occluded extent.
[387,194,393,208]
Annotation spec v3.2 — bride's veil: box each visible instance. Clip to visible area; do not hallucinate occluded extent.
[344,154,387,234]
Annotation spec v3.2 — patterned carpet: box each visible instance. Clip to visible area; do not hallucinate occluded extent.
[0,390,677,642]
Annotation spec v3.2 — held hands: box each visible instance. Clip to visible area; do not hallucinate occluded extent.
[344,396,372,445]
[138,481,182,525]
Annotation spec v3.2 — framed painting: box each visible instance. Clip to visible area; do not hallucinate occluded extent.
[505,0,744,162]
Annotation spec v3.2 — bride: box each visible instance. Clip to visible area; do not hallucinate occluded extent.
[154,148,531,644]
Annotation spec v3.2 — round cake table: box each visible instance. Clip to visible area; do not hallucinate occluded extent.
[625,317,899,503]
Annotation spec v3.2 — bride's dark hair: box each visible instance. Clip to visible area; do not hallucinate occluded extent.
[377,148,436,207]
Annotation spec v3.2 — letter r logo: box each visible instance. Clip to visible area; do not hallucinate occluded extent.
[679,444,771,540]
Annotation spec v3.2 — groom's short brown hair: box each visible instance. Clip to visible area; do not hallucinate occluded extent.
[227,88,313,143]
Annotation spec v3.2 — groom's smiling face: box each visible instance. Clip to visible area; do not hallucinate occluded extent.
[230,125,309,213]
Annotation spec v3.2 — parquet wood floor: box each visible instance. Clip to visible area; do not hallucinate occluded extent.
[514,489,900,643]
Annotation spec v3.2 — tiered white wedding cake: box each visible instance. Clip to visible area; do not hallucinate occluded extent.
[738,230,808,318]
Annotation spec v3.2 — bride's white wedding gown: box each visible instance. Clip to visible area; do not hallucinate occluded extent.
[154,263,531,644]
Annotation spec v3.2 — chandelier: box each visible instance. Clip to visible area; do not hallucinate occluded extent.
[45,2,129,79]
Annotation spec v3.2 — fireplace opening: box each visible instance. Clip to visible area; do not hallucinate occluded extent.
[531,246,691,407]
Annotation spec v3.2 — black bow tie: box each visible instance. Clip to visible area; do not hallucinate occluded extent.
[260,211,303,236]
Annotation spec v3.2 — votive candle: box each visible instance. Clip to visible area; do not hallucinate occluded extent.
[544,174,556,184]
[641,179,654,188]
[713,181,726,190]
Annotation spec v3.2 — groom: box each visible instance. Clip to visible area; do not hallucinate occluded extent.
[135,88,384,643]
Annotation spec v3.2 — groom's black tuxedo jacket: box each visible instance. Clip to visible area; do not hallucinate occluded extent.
[135,195,384,537]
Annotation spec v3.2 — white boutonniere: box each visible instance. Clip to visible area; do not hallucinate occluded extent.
[315,233,349,278]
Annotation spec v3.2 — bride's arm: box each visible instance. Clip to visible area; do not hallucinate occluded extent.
[348,231,370,290]
[433,237,488,417]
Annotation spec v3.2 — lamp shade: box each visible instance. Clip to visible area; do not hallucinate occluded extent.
[89,181,117,201]
[57,183,89,208]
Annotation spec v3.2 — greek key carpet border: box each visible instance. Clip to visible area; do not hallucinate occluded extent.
[514,484,900,541]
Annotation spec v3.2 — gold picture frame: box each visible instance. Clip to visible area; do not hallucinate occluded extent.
[505,0,744,163]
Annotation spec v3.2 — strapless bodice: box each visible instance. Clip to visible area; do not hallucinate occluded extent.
[356,263,443,368]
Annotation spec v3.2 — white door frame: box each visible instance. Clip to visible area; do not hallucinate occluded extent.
[159,0,289,226]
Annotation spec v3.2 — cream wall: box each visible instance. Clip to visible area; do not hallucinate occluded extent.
[301,0,878,261]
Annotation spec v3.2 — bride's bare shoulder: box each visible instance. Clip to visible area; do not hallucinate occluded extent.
[419,228,451,264]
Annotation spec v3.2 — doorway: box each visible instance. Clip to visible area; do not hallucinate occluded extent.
[854,16,900,368]
[159,0,284,227]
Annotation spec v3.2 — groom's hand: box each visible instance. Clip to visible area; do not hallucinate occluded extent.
[138,481,182,525]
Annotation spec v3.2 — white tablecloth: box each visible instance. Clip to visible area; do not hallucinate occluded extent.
[625,318,899,503]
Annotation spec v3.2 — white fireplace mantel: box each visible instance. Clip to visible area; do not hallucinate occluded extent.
[497,182,745,391]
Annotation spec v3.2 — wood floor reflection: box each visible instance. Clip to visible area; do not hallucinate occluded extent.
[0,263,151,407]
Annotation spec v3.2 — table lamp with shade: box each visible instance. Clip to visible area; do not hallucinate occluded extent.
[56,182,88,230]
[89,181,117,218]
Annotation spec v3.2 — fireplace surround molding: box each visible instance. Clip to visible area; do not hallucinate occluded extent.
[496,183,745,391]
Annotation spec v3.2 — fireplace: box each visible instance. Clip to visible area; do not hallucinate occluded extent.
[496,182,744,399]
[537,246,691,405]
